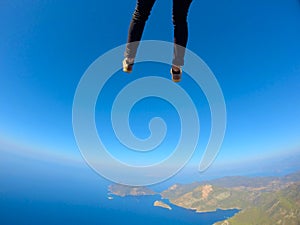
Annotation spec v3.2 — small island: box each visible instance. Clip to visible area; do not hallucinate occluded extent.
[153,200,172,210]
[108,184,156,197]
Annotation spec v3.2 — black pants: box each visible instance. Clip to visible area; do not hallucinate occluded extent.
[124,0,193,66]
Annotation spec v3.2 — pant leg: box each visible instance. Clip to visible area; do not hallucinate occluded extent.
[124,0,156,59]
[172,0,193,66]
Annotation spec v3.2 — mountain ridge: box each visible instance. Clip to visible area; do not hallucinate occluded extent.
[161,171,300,224]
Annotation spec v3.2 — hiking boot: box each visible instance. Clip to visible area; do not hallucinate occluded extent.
[170,65,182,82]
[122,58,134,73]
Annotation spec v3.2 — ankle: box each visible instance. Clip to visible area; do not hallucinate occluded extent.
[172,65,181,72]
[125,57,135,65]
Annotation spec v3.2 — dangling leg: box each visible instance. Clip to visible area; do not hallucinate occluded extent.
[171,0,192,81]
[123,0,156,72]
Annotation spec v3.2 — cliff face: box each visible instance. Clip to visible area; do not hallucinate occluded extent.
[162,184,254,212]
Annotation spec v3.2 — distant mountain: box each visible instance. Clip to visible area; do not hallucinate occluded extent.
[280,170,300,183]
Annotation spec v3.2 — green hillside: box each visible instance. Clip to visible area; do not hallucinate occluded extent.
[162,171,300,224]
[215,182,300,225]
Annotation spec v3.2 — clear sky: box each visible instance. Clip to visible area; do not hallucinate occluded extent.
[1,0,300,177]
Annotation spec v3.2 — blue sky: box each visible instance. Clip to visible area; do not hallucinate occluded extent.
[1,0,300,178]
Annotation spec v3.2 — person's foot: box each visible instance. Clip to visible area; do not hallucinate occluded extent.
[170,65,182,82]
[122,58,134,73]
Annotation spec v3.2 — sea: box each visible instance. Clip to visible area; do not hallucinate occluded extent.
[1,188,239,225]
[0,150,239,225]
